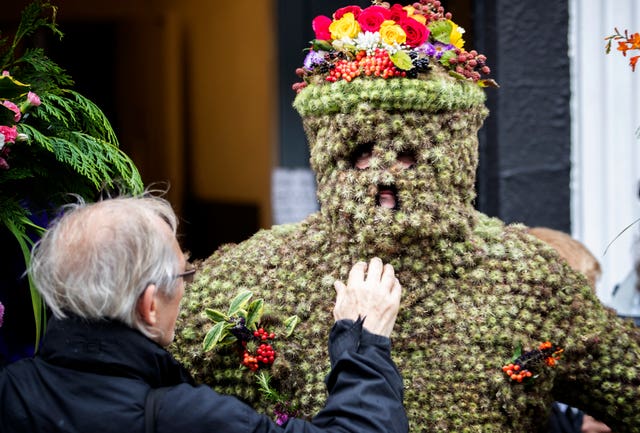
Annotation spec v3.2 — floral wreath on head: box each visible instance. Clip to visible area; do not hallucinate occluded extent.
[293,0,498,92]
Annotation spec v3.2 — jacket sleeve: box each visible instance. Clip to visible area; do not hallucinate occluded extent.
[161,319,407,433]
[291,318,408,433]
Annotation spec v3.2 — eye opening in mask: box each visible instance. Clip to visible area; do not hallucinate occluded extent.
[350,142,374,170]
[396,150,417,169]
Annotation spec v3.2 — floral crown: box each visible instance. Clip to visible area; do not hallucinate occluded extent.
[293,0,497,93]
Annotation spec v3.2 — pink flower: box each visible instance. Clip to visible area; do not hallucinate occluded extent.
[312,15,333,40]
[333,5,362,20]
[2,100,21,122]
[27,91,41,107]
[1,71,9,76]
[0,125,18,143]
[400,17,429,47]
[388,3,409,22]
[357,6,390,32]
[0,301,4,327]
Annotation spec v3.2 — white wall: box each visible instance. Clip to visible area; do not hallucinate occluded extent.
[570,0,640,304]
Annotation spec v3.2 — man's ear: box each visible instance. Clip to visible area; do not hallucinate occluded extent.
[137,284,158,326]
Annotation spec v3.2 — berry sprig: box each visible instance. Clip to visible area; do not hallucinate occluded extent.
[502,341,564,383]
[447,49,491,82]
[203,291,300,423]
[326,49,408,83]
[203,290,299,359]
[403,0,451,23]
[240,327,278,371]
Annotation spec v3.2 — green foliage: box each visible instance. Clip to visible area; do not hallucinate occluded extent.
[428,19,453,44]
[390,50,413,71]
[256,372,285,403]
[283,315,299,338]
[0,1,144,348]
[202,321,231,352]
[202,290,299,353]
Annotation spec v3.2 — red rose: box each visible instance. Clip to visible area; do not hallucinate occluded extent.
[333,5,362,20]
[365,5,391,19]
[388,4,408,22]
[357,6,390,33]
[400,17,429,47]
[312,15,332,40]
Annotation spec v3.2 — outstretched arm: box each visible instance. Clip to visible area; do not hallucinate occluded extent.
[165,258,407,433]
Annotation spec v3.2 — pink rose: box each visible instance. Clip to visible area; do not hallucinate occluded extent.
[2,100,21,122]
[0,125,18,143]
[312,15,333,40]
[357,6,390,32]
[401,17,429,47]
[27,91,41,107]
[333,5,362,20]
[388,4,408,22]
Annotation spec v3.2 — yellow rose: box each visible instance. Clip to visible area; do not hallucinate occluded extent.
[403,6,427,24]
[379,20,406,45]
[329,12,361,40]
[448,19,465,49]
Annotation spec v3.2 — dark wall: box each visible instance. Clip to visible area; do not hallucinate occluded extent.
[475,0,571,231]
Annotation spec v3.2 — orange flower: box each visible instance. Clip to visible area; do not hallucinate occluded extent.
[617,41,631,55]
[630,55,640,71]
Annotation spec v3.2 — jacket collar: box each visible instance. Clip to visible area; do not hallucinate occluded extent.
[37,314,194,388]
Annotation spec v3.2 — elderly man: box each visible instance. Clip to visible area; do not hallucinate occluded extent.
[0,194,407,433]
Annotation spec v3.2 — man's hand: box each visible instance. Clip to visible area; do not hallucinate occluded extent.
[333,257,402,337]
[581,415,611,433]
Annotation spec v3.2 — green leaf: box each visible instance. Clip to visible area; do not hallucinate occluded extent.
[283,315,300,338]
[245,299,264,329]
[511,342,523,363]
[428,20,453,44]
[205,308,227,323]
[228,290,253,316]
[202,321,229,352]
[478,78,499,88]
[3,217,46,349]
[311,39,333,52]
[218,333,238,347]
[439,50,457,66]
[390,50,413,71]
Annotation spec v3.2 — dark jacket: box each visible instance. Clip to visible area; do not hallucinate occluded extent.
[0,315,407,433]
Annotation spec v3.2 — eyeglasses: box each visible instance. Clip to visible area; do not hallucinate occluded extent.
[174,268,196,284]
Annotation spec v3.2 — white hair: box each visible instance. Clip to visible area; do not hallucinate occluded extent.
[29,193,181,340]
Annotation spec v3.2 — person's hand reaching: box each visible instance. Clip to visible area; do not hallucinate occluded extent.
[333,257,402,337]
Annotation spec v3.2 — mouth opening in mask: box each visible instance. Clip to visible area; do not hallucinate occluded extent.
[377,185,398,210]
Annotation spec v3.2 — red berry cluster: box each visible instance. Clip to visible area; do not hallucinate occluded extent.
[241,327,277,371]
[501,362,534,383]
[448,49,491,82]
[501,341,563,383]
[326,49,407,83]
